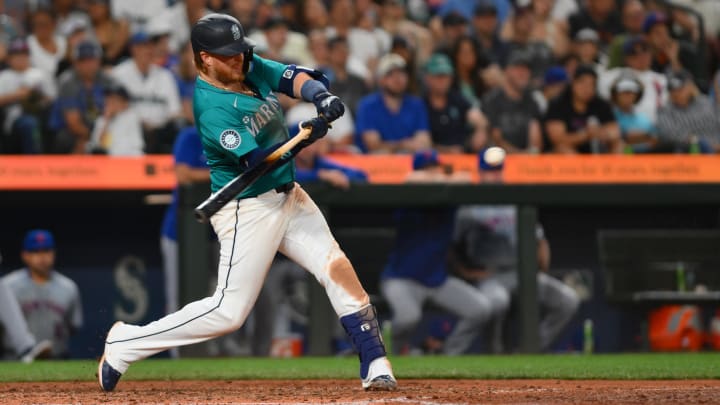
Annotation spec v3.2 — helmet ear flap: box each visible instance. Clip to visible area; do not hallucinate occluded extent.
[243,48,253,74]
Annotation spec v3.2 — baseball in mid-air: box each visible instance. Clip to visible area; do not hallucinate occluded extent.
[483,147,506,167]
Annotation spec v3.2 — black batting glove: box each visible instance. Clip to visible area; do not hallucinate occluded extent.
[312,91,345,122]
[299,116,330,146]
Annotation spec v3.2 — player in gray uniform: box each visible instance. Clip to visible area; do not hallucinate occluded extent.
[2,230,83,358]
[0,248,52,362]
[452,206,580,353]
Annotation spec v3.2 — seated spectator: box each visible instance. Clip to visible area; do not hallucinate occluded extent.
[52,0,93,41]
[377,0,433,64]
[87,0,130,66]
[451,204,579,353]
[27,7,67,78]
[504,0,555,88]
[294,137,368,189]
[656,70,720,153]
[544,64,623,153]
[528,0,571,59]
[326,0,382,75]
[610,73,658,153]
[643,12,700,80]
[325,36,370,117]
[148,0,209,55]
[450,35,489,106]
[0,37,57,154]
[533,66,569,115]
[470,2,507,90]
[599,36,667,124]
[147,19,177,70]
[423,53,487,153]
[381,150,491,355]
[249,17,310,66]
[51,39,112,154]
[571,28,605,73]
[434,12,470,54]
[112,32,182,154]
[355,53,431,153]
[110,0,169,34]
[3,230,83,359]
[88,82,143,155]
[568,0,622,45]
[483,50,543,153]
[606,0,647,69]
[54,18,93,79]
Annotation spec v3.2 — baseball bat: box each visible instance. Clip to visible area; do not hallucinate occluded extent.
[194,125,313,223]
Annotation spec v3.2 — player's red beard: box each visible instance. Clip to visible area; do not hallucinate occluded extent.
[209,53,246,85]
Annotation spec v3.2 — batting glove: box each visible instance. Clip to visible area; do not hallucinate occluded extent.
[312,91,345,122]
[299,116,330,146]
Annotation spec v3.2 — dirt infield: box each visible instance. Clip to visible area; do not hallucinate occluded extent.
[1,379,719,404]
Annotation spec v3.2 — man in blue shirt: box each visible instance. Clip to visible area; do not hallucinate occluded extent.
[355,53,431,154]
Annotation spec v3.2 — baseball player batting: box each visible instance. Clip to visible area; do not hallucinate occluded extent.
[98,13,396,391]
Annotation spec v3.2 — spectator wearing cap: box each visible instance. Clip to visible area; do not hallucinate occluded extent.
[87,0,130,65]
[3,230,83,359]
[544,64,623,153]
[532,66,569,114]
[326,0,383,73]
[27,8,67,78]
[610,72,657,153]
[472,0,509,66]
[87,82,143,155]
[482,50,542,153]
[326,36,370,116]
[656,70,720,153]
[643,12,700,80]
[423,53,488,153]
[450,35,489,106]
[51,39,113,154]
[500,0,570,60]
[53,16,93,79]
[147,18,178,70]
[503,0,554,87]
[606,0,646,69]
[429,12,469,54]
[378,0,434,64]
[355,53,431,153]
[111,31,181,154]
[0,37,57,154]
[572,28,606,72]
[147,0,209,55]
[567,0,622,45]
[52,0,94,41]
[390,35,421,95]
[598,36,667,124]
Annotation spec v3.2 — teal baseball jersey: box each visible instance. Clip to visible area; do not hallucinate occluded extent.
[193,55,295,197]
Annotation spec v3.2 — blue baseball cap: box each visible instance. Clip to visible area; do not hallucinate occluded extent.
[543,66,568,86]
[23,230,55,252]
[413,150,441,170]
[642,12,667,34]
[130,31,152,45]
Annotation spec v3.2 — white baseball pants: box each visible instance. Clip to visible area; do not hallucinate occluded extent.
[104,184,370,372]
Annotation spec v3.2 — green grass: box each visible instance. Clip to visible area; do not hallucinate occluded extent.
[1,354,719,382]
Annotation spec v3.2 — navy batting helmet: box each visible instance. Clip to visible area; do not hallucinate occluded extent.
[191,13,255,56]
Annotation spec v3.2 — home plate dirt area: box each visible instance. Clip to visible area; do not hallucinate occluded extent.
[2,379,719,404]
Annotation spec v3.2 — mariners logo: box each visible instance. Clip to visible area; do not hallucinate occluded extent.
[231,24,241,40]
[220,129,241,150]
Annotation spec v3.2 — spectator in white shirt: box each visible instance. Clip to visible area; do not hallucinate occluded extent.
[0,37,56,154]
[27,8,67,78]
[111,0,169,34]
[148,0,209,55]
[88,82,144,156]
[111,31,181,153]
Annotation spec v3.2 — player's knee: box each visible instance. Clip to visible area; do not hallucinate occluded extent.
[392,311,422,333]
[488,289,511,317]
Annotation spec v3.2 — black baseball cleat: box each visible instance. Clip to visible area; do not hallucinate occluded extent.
[363,374,398,391]
[97,354,122,392]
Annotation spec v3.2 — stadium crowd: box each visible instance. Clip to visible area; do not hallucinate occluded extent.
[0,0,719,155]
